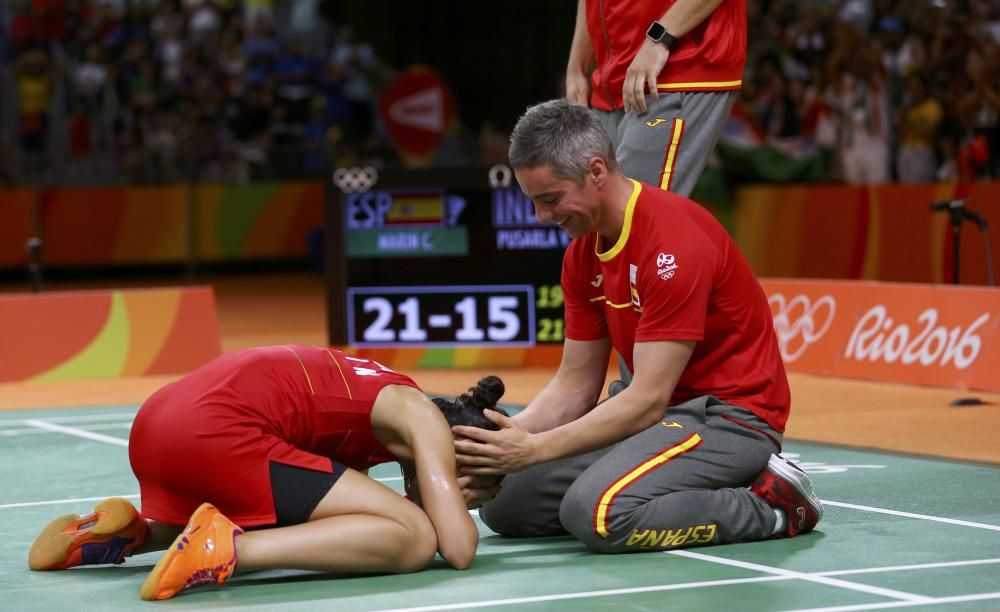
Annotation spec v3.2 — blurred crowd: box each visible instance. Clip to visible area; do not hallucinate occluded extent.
[735,0,1000,183]
[1,0,396,186]
[2,0,998,187]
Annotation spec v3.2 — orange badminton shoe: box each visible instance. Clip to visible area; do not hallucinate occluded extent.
[139,503,243,601]
[28,497,149,570]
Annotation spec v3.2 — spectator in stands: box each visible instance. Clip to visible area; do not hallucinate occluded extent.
[14,48,52,181]
[826,24,890,184]
[243,0,273,30]
[329,25,378,144]
[957,47,1000,178]
[66,97,94,182]
[896,76,943,183]
[1,0,996,187]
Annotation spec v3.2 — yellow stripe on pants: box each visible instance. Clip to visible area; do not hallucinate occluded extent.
[659,118,685,190]
[594,432,703,538]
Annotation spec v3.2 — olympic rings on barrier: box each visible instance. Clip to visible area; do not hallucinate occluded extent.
[768,293,837,363]
[332,167,379,193]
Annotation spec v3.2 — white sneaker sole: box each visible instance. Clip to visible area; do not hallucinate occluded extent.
[769,455,824,521]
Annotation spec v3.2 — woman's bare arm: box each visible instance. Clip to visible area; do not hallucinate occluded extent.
[373,386,479,569]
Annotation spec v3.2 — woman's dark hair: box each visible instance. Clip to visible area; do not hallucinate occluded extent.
[432,375,508,430]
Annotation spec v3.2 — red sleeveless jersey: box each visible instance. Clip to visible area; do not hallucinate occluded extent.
[131,346,422,525]
[133,345,419,472]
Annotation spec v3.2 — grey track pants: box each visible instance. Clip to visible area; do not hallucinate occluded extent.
[594,91,737,198]
[479,396,782,553]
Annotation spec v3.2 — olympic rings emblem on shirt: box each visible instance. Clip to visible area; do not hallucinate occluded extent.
[768,293,837,363]
[332,166,379,193]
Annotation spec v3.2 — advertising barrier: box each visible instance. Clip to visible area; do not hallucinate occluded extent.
[0,182,323,268]
[734,181,1000,285]
[0,287,221,382]
[762,279,1000,391]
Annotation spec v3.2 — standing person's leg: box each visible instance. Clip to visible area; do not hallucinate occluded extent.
[616,91,737,198]
[478,445,613,537]
[558,396,797,553]
[593,108,626,151]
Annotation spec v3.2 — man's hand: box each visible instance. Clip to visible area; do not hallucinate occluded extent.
[622,41,670,114]
[453,409,540,475]
[457,475,502,509]
[566,67,591,106]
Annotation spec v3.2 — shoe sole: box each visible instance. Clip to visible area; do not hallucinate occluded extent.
[139,503,216,601]
[28,497,139,571]
[767,455,824,522]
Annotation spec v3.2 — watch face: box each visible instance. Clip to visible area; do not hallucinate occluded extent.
[647,22,666,40]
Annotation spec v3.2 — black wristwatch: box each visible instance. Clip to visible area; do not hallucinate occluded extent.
[646,21,677,49]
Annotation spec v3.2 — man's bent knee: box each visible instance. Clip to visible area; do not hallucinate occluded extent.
[479,495,563,537]
[558,482,600,545]
[478,471,567,537]
[559,480,646,554]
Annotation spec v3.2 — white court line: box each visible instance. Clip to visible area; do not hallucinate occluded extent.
[0,412,137,426]
[823,499,1000,532]
[1,423,132,436]
[667,550,931,603]
[24,419,129,447]
[785,591,1000,612]
[0,476,405,510]
[820,557,1000,576]
[0,495,140,509]
[374,575,792,612]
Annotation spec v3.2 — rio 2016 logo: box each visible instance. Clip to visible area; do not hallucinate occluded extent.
[768,294,837,362]
[844,306,991,370]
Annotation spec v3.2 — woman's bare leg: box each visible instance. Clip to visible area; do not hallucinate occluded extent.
[234,469,437,574]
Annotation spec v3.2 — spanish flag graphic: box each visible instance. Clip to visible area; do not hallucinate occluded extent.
[385,191,444,226]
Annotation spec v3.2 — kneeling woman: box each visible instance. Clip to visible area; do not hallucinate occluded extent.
[28,345,506,601]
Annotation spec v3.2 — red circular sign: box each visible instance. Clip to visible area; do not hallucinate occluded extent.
[378,66,456,158]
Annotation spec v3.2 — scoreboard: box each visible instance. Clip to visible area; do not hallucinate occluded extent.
[326,166,568,347]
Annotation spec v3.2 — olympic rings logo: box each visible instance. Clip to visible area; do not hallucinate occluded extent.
[768,293,837,362]
[332,167,379,193]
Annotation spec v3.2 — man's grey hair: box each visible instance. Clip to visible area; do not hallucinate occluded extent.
[508,99,618,185]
